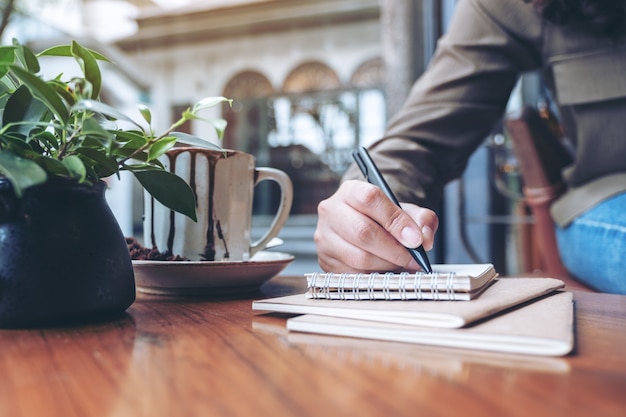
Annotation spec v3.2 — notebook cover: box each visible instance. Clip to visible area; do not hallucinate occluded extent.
[252,277,564,328]
[286,291,574,356]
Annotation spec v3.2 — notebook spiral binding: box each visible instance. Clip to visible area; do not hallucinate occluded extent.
[307,271,458,300]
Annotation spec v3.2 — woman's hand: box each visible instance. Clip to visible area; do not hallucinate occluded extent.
[314,180,439,273]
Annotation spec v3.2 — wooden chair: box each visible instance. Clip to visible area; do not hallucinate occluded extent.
[505,106,594,291]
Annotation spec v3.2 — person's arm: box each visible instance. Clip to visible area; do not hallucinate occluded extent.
[348,0,544,209]
[316,0,543,273]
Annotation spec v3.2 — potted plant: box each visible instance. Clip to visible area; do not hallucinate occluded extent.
[0,39,230,327]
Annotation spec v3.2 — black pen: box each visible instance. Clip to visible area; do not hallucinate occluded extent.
[352,146,433,273]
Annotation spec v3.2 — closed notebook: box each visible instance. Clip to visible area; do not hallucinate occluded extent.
[252,277,564,329]
[286,291,574,357]
[306,264,497,301]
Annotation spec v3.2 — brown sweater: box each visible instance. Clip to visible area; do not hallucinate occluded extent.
[344,0,626,227]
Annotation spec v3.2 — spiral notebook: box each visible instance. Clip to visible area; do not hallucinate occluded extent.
[306,264,497,301]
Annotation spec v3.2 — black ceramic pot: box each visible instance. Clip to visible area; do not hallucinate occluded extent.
[0,177,136,327]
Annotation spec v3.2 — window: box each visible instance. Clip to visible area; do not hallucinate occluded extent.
[222,58,386,215]
[223,88,385,215]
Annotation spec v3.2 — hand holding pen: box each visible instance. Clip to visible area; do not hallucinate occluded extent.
[352,146,433,273]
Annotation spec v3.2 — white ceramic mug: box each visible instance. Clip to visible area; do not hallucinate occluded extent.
[143,148,293,261]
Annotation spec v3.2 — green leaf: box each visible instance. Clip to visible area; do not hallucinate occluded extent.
[74,147,119,176]
[14,42,40,73]
[48,79,77,107]
[1,133,34,153]
[2,85,48,136]
[210,118,228,140]
[168,132,224,150]
[81,117,114,149]
[10,65,70,124]
[7,40,39,74]
[83,163,99,182]
[72,99,144,130]
[78,135,106,148]
[71,41,101,99]
[34,155,70,176]
[133,170,197,221]
[180,112,228,140]
[120,148,149,163]
[0,150,47,197]
[114,129,149,145]
[27,137,46,154]
[81,115,110,136]
[0,80,17,97]
[0,46,16,78]
[30,130,60,153]
[124,159,165,171]
[38,45,112,63]
[113,131,148,157]
[37,45,72,57]
[138,104,152,124]
[0,46,15,65]
[192,96,233,112]
[62,154,87,181]
[147,136,177,161]
[69,77,93,101]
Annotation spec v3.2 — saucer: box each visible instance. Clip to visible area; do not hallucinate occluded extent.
[133,251,294,296]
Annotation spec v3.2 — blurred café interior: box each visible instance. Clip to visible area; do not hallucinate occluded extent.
[4,0,549,275]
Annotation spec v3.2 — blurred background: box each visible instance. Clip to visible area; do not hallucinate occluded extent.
[1,0,546,275]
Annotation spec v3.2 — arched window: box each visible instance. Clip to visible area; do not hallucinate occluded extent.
[222,70,274,152]
[223,70,274,99]
[283,61,341,93]
[350,57,384,88]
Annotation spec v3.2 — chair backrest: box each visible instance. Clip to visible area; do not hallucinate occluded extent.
[505,106,593,291]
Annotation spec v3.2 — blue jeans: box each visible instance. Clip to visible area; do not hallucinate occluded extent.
[555,192,626,294]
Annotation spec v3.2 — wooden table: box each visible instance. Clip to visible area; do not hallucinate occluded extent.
[1,275,625,417]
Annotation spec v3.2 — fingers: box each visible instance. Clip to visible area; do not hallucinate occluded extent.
[315,195,415,272]
[347,180,438,251]
[401,203,439,251]
[315,180,439,273]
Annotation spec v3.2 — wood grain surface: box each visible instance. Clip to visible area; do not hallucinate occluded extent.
[0,275,624,417]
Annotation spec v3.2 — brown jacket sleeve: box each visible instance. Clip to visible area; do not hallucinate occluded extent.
[344,0,543,209]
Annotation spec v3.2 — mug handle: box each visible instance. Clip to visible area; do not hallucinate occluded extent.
[250,168,293,257]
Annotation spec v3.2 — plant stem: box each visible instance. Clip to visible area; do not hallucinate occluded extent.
[57,112,80,158]
[117,117,187,167]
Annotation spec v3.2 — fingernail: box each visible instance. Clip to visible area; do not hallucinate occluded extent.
[401,227,422,248]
